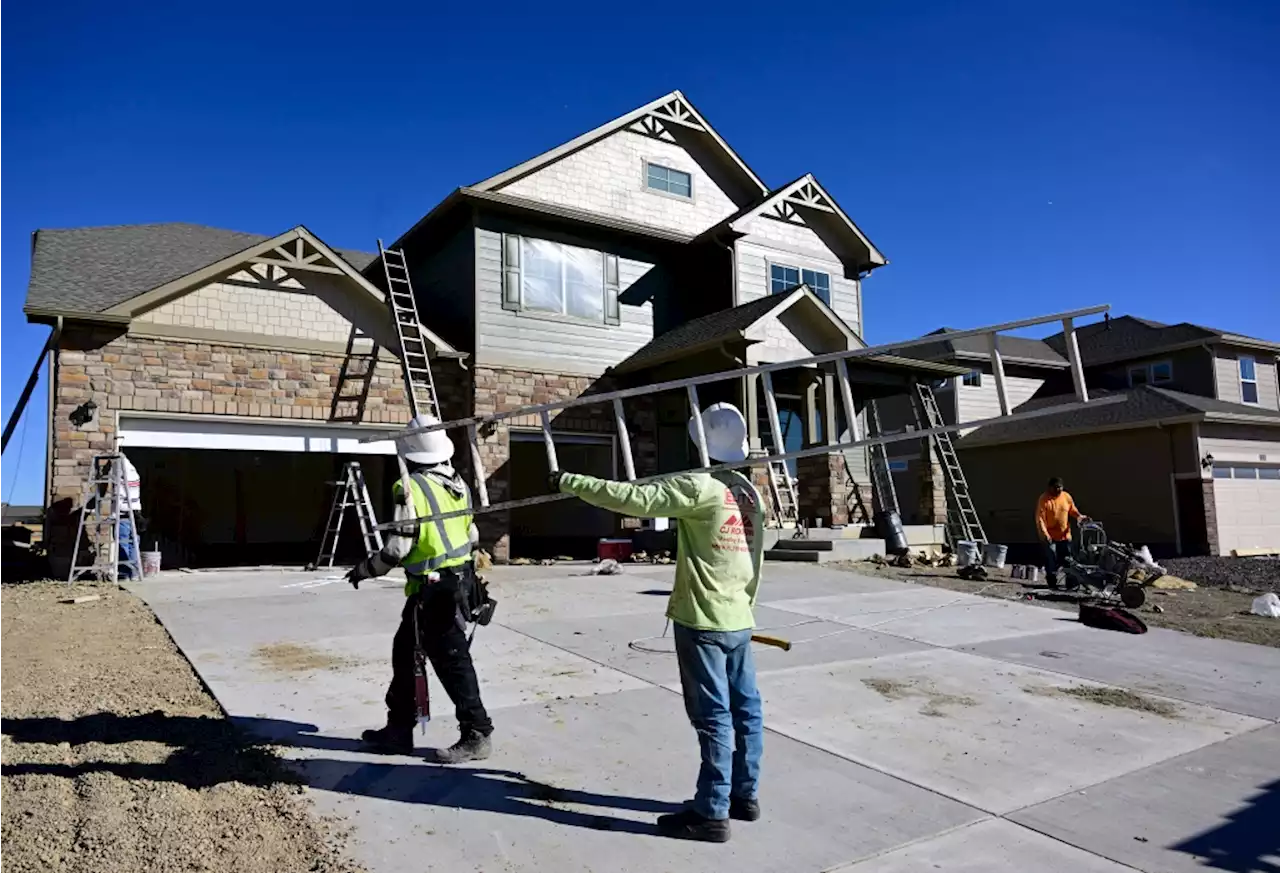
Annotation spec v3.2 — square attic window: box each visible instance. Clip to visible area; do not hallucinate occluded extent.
[645,162,692,198]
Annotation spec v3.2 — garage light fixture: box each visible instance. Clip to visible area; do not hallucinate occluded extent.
[69,400,97,428]
[1200,453,1215,471]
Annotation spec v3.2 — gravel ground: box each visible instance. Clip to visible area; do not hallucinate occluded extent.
[1,581,362,873]
[1159,556,1280,592]
[839,561,1280,648]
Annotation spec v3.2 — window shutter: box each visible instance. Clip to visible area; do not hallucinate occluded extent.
[604,254,621,325]
[501,234,521,311]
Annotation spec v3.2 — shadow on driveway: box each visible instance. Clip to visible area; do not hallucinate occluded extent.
[2,712,676,837]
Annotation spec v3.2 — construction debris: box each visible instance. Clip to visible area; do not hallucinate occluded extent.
[60,594,102,605]
[590,559,623,576]
[1150,575,1197,591]
[1252,593,1280,618]
[475,549,493,571]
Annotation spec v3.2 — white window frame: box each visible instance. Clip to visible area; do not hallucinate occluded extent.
[1127,360,1173,387]
[962,369,983,388]
[1239,355,1259,404]
[642,160,694,201]
[767,260,832,305]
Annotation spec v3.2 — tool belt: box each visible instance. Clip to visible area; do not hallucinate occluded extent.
[415,564,497,632]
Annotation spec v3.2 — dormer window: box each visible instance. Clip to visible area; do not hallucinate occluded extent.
[644,162,692,199]
[769,264,831,305]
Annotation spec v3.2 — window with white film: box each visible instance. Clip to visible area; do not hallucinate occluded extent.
[501,234,621,325]
[1239,355,1259,404]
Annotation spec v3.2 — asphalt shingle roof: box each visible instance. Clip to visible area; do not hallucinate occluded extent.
[1042,315,1221,364]
[908,327,1067,366]
[25,223,376,315]
[612,293,791,373]
[959,385,1280,446]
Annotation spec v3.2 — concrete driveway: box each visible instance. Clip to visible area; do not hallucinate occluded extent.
[126,563,1280,872]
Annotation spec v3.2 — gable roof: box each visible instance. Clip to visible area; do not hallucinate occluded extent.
[611,285,966,377]
[696,174,888,275]
[471,90,768,203]
[907,327,1068,368]
[25,222,376,317]
[959,385,1280,448]
[1042,315,1280,366]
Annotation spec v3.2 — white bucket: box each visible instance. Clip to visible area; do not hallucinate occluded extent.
[141,551,162,577]
[983,543,1008,569]
[956,541,980,567]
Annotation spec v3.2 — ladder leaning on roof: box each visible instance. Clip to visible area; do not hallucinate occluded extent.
[357,306,1107,531]
[378,240,440,421]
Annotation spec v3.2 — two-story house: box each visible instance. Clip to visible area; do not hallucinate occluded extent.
[25,91,961,570]
[947,315,1280,557]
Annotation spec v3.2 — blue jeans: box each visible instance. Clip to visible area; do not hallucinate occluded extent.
[672,623,764,820]
[118,518,138,580]
[1044,539,1071,581]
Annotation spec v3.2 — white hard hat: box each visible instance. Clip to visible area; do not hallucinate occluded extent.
[397,414,454,465]
[689,402,749,463]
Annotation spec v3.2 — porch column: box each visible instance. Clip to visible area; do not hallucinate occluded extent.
[744,373,762,451]
[804,373,821,447]
[823,370,838,446]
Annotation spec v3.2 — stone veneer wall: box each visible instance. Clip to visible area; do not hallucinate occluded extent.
[46,325,469,573]
[470,365,657,561]
[916,440,948,527]
[1202,479,1220,557]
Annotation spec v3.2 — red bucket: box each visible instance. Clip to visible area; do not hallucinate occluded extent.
[597,538,633,562]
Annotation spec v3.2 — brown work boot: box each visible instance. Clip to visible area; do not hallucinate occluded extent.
[430,732,492,764]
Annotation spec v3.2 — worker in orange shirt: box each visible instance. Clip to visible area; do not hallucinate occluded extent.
[1036,477,1089,587]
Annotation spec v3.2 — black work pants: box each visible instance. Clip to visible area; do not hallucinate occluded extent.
[386,563,493,737]
[1043,540,1072,581]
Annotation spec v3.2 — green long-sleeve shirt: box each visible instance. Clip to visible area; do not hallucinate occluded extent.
[558,470,765,632]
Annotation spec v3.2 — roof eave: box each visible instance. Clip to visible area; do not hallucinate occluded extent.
[959,413,1205,449]
[24,306,130,326]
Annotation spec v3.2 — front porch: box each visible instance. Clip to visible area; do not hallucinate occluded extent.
[609,286,968,540]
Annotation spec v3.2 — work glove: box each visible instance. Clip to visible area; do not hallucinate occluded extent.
[548,470,566,493]
[346,558,373,590]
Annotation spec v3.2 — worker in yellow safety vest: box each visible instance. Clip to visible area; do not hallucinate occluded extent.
[346,414,494,763]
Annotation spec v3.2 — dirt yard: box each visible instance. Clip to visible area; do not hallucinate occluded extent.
[1,581,362,873]
[838,558,1280,648]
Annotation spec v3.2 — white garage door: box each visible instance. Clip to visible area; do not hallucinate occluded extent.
[118,414,395,454]
[1212,464,1280,554]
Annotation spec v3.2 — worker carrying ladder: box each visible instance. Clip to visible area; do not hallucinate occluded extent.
[69,453,143,583]
[357,306,1110,537]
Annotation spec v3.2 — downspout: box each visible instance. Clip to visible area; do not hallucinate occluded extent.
[46,316,64,509]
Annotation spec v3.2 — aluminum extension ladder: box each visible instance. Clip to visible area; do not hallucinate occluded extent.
[912,383,988,546]
[314,461,384,568]
[759,372,800,527]
[69,454,143,583]
[378,241,440,420]
[359,305,1112,533]
[864,399,900,517]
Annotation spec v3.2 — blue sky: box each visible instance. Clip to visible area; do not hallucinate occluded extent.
[3,1,1278,505]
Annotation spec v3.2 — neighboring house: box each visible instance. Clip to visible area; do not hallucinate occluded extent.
[24,223,464,573]
[952,315,1280,557]
[25,91,957,567]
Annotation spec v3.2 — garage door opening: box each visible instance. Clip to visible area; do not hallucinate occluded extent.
[129,448,394,569]
[508,430,616,559]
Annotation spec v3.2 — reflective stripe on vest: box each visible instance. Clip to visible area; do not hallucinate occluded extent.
[404,472,473,576]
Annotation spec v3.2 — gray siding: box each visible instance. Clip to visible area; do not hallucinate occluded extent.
[734,214,862,337]
[955,374,1044,434]
[474,228,655,375]
[408,226,475,353]
[1215,346,1279,410]
[1094,346,1216,397]
[497,129,739,236]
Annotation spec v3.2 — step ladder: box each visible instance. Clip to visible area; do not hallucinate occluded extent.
[356,305,1111,534]
[760,373,800,527]
[378,241,440,420]
[69,454,143,583]
[911,383,987,546]
[314,462,384,568]
[865,400,900,517]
